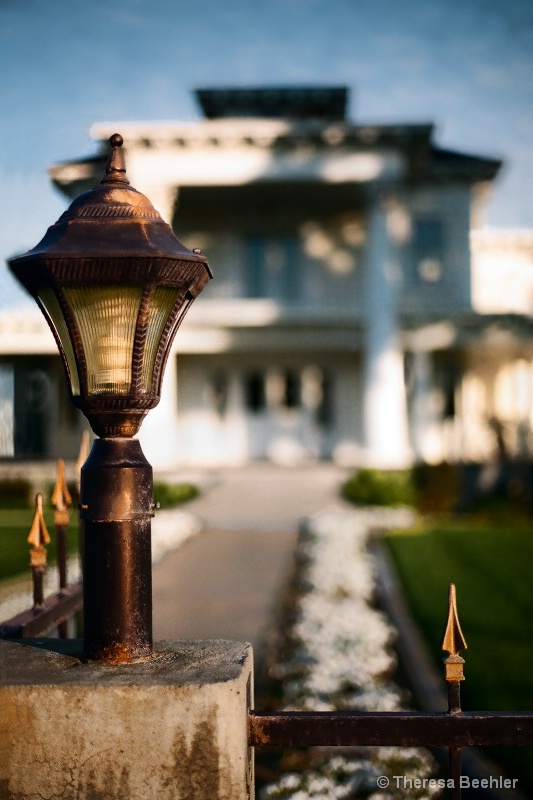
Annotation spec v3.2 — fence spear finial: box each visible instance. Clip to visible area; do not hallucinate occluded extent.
[27,493,51,551]
[27,493,51,609]
[51,458,72,526]
[442,582,467,686]
[442,584,467,658]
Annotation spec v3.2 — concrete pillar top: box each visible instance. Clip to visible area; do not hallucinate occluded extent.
[0,639,253,800]
[0,638,251,685]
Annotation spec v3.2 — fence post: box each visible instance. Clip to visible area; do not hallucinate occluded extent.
[51,459,72,638]
[27,493,50,610]
[442,583,468,800]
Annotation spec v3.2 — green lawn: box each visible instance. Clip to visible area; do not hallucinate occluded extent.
[0,507,80,583]
[384,511,533,788]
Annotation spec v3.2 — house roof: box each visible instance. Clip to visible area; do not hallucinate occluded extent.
[428,146,501,183]
[48,87,501,197]
[195,86,349,121]
[49,128,500,199]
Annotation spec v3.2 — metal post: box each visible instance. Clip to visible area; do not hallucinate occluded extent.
[442,584,467,800]
[56,526,67,591]
[56,521,68,638]
[79,438,154,662]
[447,684,463,800]
[31,565,44,610]
[28,493,50,611]
[51,458,72,637]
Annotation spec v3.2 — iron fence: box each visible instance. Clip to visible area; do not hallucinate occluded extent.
[0,459,82,639]
[249,582,533,799]
[1,478,532,799]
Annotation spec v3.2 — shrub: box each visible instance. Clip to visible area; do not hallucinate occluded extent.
[153,481,198,508]
[342,468,415,507]
[0,477,34,508]
[411,461,459,513]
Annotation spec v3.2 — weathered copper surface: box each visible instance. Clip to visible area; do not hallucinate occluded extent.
[80,438,153,661]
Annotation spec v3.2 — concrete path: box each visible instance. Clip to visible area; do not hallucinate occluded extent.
[152,464,351,678]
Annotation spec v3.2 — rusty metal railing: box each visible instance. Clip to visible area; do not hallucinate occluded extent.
[249,584,533,799]
[0,582,83,639]
[0,459,83,640]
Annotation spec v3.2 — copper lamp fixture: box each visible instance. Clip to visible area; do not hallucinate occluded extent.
[9,134,211,660]
[9,133,211,439]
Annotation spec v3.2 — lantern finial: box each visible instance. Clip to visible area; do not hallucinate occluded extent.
[101,133,129,186]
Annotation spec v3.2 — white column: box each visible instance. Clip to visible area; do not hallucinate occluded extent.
[410,349,443,464]
[361,194,411,468]
[139,351,182,470]
[135,182,179,225]
[0,364,14,456]
[126,149,180,225]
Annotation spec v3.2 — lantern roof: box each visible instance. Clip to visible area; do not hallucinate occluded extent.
[10,134,212,276]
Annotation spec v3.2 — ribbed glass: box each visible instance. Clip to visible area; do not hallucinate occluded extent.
[141,287,182,391]
[62,286,142,395]
[38,288,81,396]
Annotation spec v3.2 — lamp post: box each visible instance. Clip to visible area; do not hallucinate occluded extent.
[9,134,211,661]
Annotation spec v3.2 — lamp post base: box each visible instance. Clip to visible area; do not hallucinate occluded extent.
[80,437,154,662]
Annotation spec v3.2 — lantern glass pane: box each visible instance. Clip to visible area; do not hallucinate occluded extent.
[38,288,81,396]
[141,287,183,391]
[63,286,142,395]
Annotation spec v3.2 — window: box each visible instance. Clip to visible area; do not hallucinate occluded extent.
[244,366,333,426]
[245,236,301,301]
[283,370,300,409]
[412,218,444,283]
[245,372,266,413]
[435,361,459,419]
[210,371,229,418]
[15,367,53,457]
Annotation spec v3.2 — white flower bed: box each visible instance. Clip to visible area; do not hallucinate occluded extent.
[263,508,441,800]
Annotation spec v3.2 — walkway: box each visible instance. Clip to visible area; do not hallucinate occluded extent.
[152,464,351,679]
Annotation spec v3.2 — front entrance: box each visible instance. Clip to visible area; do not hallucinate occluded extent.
[176,355,339,466]
[241,365,332,462]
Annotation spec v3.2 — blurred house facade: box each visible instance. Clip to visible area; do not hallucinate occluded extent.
[2,86,533,469]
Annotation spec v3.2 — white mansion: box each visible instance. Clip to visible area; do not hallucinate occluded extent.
[2,86,533,470]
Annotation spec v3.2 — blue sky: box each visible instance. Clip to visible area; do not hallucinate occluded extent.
[1,0,532,308]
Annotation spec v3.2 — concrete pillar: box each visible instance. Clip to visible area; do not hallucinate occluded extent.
[0,638,253,800]
[361,194,411,468]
